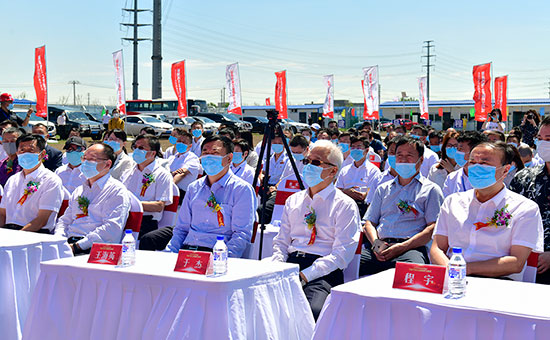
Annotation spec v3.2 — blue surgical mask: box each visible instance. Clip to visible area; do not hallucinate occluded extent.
[132,148,148,164]
[80,160,100,179]
[350,149,365,162]
[303,163,326,187]
[387,155,397,169]
[446,147,457,160]
[18,152,40,170]
[410,134,421,140]
[525,161,533,167]
[104,140,121,153]
[508,142,518,149]
[67,151,83,166]
[168,135,177,145]
[8,103,14,110]
[331,139,338,144]
[395,160,419,179]
[0,135,3,142]
[192,129,203,138]
[455,151,468,167]
[338,143,350,153]
[176,143,188,154]
[272,144,284,154]
[430,145,442,153]
[509,165,516,173]
[201,155,226,176]
[233,152,243,164]
[292,153,305,161]
[286,138,290,145]
[468,164,498,189]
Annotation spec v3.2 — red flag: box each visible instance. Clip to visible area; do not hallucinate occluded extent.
[438,108,443,117]
[275,71,288,119]
[351,108,356,117]
[266,97,271,106]
[472,63,492,122]
[33,46,47,118]
[494,76,508,121]
[171,60,188,118]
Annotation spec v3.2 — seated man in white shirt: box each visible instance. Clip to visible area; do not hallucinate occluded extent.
[336,136,380,217]
[167,129,201,201]
[361,136,444,276]
[410,125,439,177]
[55,136,87,193]
[55,143,131,255]
[231,138,255,186]
[431,142,543,281]
[271,140,360,320]
[442,131,488,197]
[280,134,309,181]
[0,134,64,233]
[337,132,353,168]
[190,120,205,157]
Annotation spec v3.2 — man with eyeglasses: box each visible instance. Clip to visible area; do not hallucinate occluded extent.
[271,140,360,320]
[360,136,444,277]
[55,143,131,255]
[165,135,255,256]
[55,136,87,193]
[121,134,173,241]
[0,134,64,233]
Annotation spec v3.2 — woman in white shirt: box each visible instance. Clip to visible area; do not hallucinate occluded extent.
[428,130,460,189]
[481,108,505,132]
[102,129,135,181]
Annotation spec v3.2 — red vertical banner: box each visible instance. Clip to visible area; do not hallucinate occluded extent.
[33,46,47,118]
[494,76,508,121]
[171,60,188,118]
[472,63,492,122]
[438,107,443,117]
[275,71,288,119]
[265,98,271,106]
[362,66,379,120]
[351,108,356,117]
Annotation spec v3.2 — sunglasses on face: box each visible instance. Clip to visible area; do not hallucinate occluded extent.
[302,158,335,167]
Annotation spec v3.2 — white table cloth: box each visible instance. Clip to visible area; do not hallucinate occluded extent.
[23,250,314,340]
[249,223,279,260]
[313,268,550,340]
[0,229,72,340]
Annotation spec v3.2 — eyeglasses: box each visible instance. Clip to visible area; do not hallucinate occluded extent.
[302,158,335,167]
[82,157,109,162]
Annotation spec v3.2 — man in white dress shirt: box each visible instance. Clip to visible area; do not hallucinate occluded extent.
[431,142,543,281]
[0,134,64,233]
[337,132,353,168]
[280,134,309,181]
[190,120,205,157]
[55,143,131,255]
[55,136,87,193]
[258,133,288,224]
[410,125,439,177]
[231,138,255,186]
[167,130,201,201]
[271,140,360,320]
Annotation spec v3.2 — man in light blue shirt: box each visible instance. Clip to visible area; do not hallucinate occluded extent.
[166,135,255,257]
[361,136,444,276]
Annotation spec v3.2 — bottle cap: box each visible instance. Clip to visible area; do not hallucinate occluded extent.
[217,235,224,241]
[452,247,462,254]
[125,230,132,234]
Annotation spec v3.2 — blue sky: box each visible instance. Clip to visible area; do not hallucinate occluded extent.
[2,0,550,106]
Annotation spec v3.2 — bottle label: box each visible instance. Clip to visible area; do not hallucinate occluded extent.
[449,267,465,279]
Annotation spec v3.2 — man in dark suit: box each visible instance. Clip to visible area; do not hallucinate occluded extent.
[32,123,62,172]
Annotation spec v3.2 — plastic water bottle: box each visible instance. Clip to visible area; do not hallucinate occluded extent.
[448,247,467,298]
[213,236,228,275]
[121,230,136,267]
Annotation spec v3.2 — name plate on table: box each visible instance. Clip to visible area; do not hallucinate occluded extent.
[392,262,446,294]
[174,250,213,275]
[88,243,123,265]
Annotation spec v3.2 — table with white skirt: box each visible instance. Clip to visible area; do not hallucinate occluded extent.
[0,229,72,340]
[249,223,279,260]
[312,268,550,340]
[23,250,315,340]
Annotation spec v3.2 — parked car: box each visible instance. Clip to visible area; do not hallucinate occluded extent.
[48,106,103,140]
[281,118,309,133]
[166,117,196,131]
[353,118,393,130]
[193,116,221,133]
[242,116,269,133]
[142,113,169,123]
[84,111,103,123]
[123,115,173,137]
[14,110,56,137]
[193,112,252,131]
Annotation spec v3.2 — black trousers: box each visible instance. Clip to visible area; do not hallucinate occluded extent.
[2,224,51,234]
[359,239,429,277]
[138,215,159,240]
[67,236,91,255]
[257,190,276,225]
[139,226,173,251]
[287,252,344,321]
[178,189,186,206]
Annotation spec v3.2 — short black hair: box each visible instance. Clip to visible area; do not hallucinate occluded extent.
[2,127,23,137]
[457,131,488,150]
[202,135,234,154]
[395,136,425,158]
[140,127,155,135]
[32,123,48,134]
[387,135,407,148]
[191,120,203,129]
[300,128,312,135]
[476,141,522,169]
[540,115,550,130]
[233,138,250,154]
[412,124,429,136]
[219,128,235,140]
[350,136,369,149]
[16,134,46,151]
[173,127,187,136]
[289,135,309,148]
[328,128,340,138]
[104,129,127,142]
[0,120,19,128]
[338,132,351,140]
[97,142,116,169]
[428,130,442,141]
[135,134,162,158]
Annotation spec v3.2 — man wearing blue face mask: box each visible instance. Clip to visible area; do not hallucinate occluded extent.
[338,132,353,168]
[103,129,135,181]
[428,131,443,157]
[361,136,444,276]
[271,140,360,320]
[167,130,201,201]
[0,134,64,233]
[121,134,173,241]
[410,125,439,177]
[55,136,87,193]
[432,142,543,281]
[442,131,488,197]
[190,120,205,157]
[0,127,23,186]
[280,135,309,181]
[55,143,130,255]
[165,135,255,256]
[336,136,380,217]
[33,123,62,172]
[231,138,255,186]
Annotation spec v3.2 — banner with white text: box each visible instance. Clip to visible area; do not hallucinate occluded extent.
[33,46,47,118]
[323,74,334,119]
[472,62,492,122]
[418,76,429,120]
[226,63,242,115]
[494,75,508,121]
[171,60,188,118]
[362,66,379,120]
[112,50,126,115]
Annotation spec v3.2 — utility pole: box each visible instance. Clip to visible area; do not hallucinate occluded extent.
[68,80,80,106]
[122,0,150,100]
[548,79,550,98]
[87,93,90,106]
[422,40,435,101]
[151,0,162,99]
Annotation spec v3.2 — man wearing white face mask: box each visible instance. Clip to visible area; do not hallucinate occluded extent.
[55,143,130,255]
[121,134,173,241]
[165,135,255,256]
[167,130,201,200]
[0,127,23,186]
[55,137,87,193]
[271,140,360,320]
[433,142,543,281]
[0,134,64,233]
[361,136,443,276]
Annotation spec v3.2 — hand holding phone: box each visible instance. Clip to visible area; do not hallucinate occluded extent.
[372,239,388,254]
